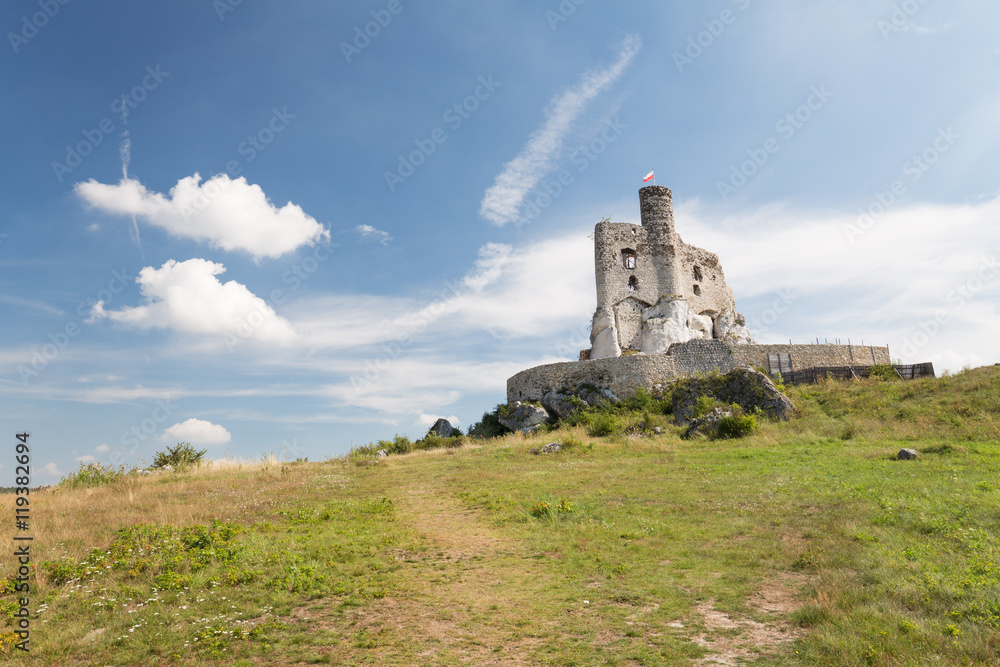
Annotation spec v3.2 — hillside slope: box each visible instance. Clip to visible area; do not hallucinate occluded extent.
[2,366,999,665]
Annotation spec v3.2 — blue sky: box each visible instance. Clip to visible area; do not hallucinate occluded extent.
[2,0,998,481]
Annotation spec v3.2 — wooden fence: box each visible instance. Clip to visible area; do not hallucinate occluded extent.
[775,362,935,385]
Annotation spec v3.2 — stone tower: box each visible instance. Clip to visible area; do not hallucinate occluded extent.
[588,186,752,359]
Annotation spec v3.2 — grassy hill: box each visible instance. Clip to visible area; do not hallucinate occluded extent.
[2,365,1000,665]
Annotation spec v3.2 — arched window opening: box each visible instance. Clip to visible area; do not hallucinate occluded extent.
[622,249,637,270]
[628,276,638,291]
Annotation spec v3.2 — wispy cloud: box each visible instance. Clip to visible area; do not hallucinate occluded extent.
[479,34,642,226]
[354,224,393,245]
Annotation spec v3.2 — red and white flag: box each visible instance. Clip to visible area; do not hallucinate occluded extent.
[642,169,655,183]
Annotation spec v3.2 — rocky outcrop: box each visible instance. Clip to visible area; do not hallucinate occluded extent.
[714,308,755,344]
[499,402,552,433]
[684,407,733,439]
[639,297,696,354]
[671,366,795,426]
[590,307,621,360]
[428,418,461,438]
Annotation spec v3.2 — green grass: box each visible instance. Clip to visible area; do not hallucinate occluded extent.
[2,365,1000,665]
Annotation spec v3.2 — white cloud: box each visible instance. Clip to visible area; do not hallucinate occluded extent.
[355,224,393,245]
[290,235,590,352]
[479,34,641,226]
[88,258,297,345]
[95,444,110,453]
[41,462,62,477]
[675,195,1000,370]
[418,414,460,427]
[75,175,329,259]
[76,455,97,463]
[161,418,232,446]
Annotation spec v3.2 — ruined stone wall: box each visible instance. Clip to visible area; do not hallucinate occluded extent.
[507,354,682,403]
[507,341,893,403]
[730,344,891,370]
[676,244,736,317]
[594,222,658,309]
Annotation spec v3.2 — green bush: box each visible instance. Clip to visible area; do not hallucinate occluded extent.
[586,413,620,437]
[377,435,412,455]
[59,462,130,489]
[468,405,513,439]
[715,414,758,439]
[151,442,207,469]
[869,364,899,381]
[692,395,720,419]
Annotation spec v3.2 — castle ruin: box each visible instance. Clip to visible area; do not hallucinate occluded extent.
[589,185,752,359]
[506,185,893,404]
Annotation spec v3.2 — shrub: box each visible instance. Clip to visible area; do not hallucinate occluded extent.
[468,405,512,439]
[586,413,620,437]
[151,442,207,469]
[377,435,412,455]
[59,462,130,489]
[715,414,758,439]
[692,395,720,419]
[869,364,899,381]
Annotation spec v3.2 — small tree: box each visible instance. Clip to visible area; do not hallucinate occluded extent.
[151,442,206,469]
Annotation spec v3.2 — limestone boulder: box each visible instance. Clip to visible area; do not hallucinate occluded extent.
[427,418,461,438]
[689,314,714,340]
[715,308,755,344]
[577,386,619,407]
[591,326,621,359]
[671,366,795,426]
[542,390,581,420]
[590,307,621,359]
[639,297,695,354]
[499,402,552,433]
[898,448,920,460]
[684,407,733,439]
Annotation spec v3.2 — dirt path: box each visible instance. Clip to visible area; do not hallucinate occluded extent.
[360,460,551,665]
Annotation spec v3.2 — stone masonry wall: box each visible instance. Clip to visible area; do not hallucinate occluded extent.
[730,344,891,370]
[507,340,892,403]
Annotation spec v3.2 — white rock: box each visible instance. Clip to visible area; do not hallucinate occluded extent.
[591,326,622,359]
[689,314,714,340]
[639,297,695,354]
